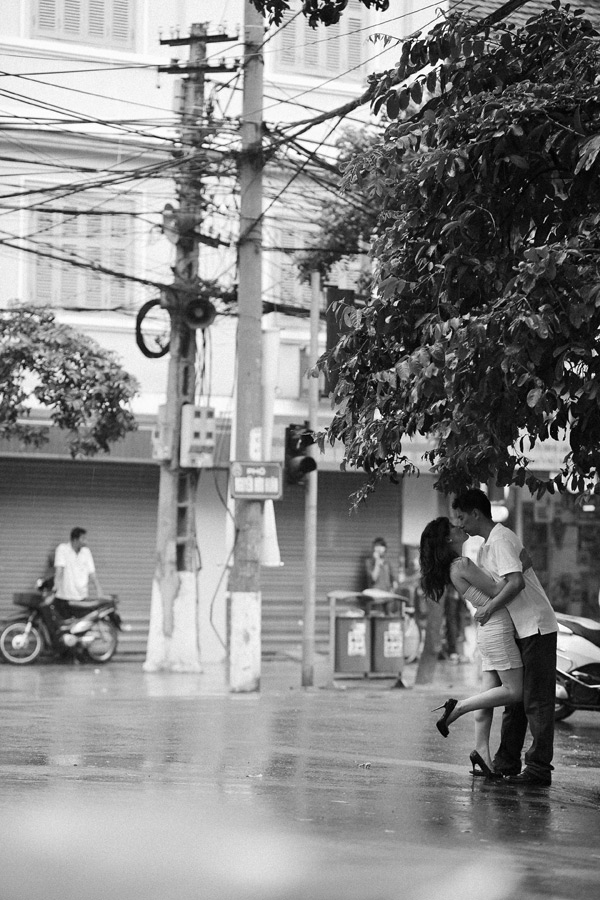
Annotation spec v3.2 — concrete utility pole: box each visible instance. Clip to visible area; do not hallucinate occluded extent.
[228,1,265,692]
[301,272,321,686]
[144,24,234,672]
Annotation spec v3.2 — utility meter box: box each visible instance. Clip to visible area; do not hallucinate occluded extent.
[180,404,216,468]
[151,405,172,461]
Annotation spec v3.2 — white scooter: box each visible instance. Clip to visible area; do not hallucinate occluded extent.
[555,612,600,720]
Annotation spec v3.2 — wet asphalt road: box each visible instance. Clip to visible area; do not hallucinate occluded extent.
[0,658,598,900]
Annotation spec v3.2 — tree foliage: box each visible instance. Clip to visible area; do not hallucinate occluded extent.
[252,0,389,28]
[296,127,384,285]
[0,305,138,456]
[317,2,600,500]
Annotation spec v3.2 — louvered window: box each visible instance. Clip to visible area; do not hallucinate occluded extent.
[269,226,312,309]
[33,0,134,50]
[30,195,136,311]
[275,1,365,78]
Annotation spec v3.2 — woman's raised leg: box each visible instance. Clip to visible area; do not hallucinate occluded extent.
[472,671,500,771]
[447,667,523,725]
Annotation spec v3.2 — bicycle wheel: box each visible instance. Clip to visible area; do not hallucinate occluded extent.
[403,617,422,663]
[0,622,43,664]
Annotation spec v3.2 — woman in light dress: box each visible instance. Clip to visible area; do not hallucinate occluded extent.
[419,517,523,779]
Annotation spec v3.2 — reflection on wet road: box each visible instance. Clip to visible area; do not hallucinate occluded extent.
[0,663,599,900]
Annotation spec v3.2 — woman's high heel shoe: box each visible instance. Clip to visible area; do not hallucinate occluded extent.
[469,750,501,779]
[432,698,457,737]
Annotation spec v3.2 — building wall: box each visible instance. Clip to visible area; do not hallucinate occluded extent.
[0,2,464,660]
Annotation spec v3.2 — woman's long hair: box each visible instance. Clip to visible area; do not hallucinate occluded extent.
[419,516,456,603]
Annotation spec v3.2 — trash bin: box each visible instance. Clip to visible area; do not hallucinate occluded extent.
[371,615,404,675]
[334,614,371,675]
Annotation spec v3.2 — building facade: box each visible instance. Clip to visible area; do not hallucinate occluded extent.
[0,1,444,661]
[2,1,597,667]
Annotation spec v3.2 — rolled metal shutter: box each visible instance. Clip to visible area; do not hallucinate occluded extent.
[261,472,401,656]
[0,458,158,656]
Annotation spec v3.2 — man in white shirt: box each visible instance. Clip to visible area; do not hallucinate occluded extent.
[452,489,558,786]
[54,527,104,617]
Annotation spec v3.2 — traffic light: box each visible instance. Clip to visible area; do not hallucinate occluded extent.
[285,422,317,485]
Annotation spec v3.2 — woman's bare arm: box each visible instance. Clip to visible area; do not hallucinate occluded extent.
[451,557,505,598]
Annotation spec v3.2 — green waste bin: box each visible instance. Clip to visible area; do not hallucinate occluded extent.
[334,615,370,674]
[371,615,404,674]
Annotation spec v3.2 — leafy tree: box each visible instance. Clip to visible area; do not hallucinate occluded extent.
[0,305,138,456]
[316,2,600,501]
[296,127,383,285]
[252,0,389,28]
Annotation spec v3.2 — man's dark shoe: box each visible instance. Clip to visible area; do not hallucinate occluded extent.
[505,769,551,787]
[492,765,521,777]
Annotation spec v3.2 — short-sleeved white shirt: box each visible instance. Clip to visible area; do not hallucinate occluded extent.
[54,542,95,601]
[477,524,557,638]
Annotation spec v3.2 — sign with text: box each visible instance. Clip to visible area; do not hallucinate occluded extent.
[230,462,282,500]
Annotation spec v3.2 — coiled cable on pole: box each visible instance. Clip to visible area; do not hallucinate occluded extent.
[135,298,170,359]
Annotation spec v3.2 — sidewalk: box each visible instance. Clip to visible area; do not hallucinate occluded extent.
[0,656,599,900]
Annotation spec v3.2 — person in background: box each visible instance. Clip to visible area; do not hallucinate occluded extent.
[452,489,558,787]
[365,537,405,689]
[54,527,104,618]
[365,537,397,594]
[440,583,469,663]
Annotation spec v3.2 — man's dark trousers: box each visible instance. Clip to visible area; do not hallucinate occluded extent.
[493,631,557,779]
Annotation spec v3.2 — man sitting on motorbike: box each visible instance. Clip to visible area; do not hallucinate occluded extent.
[54,527,104,619]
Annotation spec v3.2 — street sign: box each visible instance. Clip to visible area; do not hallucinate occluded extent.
[230,462,282,500]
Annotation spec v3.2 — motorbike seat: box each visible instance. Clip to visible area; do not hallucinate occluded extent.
[557,614,600,649]
[69,599,107,612]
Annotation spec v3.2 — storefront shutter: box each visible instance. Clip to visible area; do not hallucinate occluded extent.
[0,458,158,657]
[261,471,401,656]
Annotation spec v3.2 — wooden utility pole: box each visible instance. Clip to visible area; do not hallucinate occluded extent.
[228,1,265,692]
[144,24,234,672]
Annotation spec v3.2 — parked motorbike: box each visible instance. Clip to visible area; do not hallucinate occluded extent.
[0,577,126,665]
[555,612,600,720]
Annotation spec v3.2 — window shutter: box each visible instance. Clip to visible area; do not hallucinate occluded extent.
[112,0,131,44]
[346,4,363,71]
[36,0,57,31]
[280,11,298,67]
[64,0,82,35]
[61,215,80,305]
[30,199,135,311]
[274,1,363,78]
[86,214,103,308]
[61,251,79,306]
[110,216,128,308]
[276,228,312,307]
[34,211,57,304]
[33,0,134,49]
[88,0,106,38]
[325,22,341,71]
[277,229,296,304]
[303,18,319,70]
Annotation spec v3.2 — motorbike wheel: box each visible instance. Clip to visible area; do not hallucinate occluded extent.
[555,676,575,721]
[85,621,118,663]
[555,700,575,721]
[0,622,43,664]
